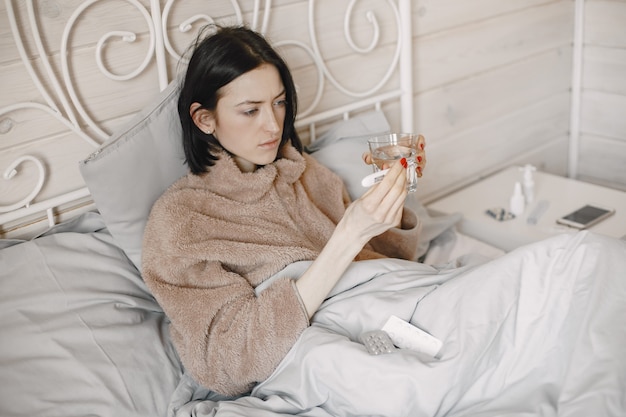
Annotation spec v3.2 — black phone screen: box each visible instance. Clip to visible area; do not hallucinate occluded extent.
[562,205,611,225]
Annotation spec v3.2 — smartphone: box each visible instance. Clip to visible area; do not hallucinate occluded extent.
[556,204,615,229]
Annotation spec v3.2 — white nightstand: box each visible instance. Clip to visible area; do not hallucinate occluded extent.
[426,166,626,252]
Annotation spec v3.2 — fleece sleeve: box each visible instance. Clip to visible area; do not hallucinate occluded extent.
[144,259,308,396]
[142,208,309,397]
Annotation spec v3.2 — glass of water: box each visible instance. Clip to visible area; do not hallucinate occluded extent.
[368,133,420,192]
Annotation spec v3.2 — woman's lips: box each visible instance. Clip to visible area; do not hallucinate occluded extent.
[259,139,279,149]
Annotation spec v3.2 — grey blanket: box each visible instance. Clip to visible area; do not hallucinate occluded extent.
[171,231,626,417]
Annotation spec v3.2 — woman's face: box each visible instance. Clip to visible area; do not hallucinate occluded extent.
[207,64,287,173]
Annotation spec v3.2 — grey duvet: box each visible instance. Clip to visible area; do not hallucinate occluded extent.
[172,231,626,417]
[2,213,624,417]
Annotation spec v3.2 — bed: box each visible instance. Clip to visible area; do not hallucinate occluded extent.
[1,1,625,417]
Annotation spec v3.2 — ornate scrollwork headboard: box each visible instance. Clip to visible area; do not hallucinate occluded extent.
[0,0,412,238]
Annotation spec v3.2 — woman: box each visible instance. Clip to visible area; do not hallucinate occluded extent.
[142,25,426,397]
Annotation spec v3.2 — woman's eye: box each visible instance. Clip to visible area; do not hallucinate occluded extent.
[274,99,287,107]
[243,108,258,116]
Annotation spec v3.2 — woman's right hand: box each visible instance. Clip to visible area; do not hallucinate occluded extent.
[295,158,408,318]
[338,158,409,245]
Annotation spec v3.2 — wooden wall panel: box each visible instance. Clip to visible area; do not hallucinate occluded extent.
[413,0,561,36]
[584,0,626,46]
[414,1,573,92]
[579,133,626,189]
[415,49,572,143]
[583,46,626,94]
[581,91,626,139]
[417,92,571,202]
[2,0,625,232]
[410,1,574,201]
[578,0,626,190]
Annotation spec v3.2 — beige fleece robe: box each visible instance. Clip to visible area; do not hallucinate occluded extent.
[142,144,421,396]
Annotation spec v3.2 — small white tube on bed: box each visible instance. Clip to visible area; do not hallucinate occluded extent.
[361,169,390,188]
[382,315,442,358]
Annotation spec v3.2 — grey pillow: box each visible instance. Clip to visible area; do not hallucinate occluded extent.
[80,79,187,270]
[306,110,391,200]
[0,212,182,417]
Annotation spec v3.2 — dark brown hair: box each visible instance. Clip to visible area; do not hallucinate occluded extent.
[178,25,302,174]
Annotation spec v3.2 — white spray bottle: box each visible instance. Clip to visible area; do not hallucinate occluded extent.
[520,164,536,204]
[509,181,525,216]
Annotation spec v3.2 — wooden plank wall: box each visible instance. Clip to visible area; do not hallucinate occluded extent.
[1,0,623,234]
[578,0,626,191]
[407,0,626,201]
[408,0,576,202]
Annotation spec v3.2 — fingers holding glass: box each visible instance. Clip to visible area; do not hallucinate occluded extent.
[367,133,422,192]
[415,135,426,178]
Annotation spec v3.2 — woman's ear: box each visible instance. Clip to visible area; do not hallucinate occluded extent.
[190,102,215,135]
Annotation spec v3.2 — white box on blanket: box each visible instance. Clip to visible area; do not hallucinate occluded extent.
[382,315,443,357]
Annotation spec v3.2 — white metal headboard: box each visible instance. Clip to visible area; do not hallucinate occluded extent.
[0,0,413,238]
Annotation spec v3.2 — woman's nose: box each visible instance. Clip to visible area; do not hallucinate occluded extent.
[264,107,280,133]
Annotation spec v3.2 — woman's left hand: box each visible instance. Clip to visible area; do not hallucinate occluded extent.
[362,134,426,178]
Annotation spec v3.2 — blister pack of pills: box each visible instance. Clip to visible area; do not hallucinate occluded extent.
[359,330,397,355]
